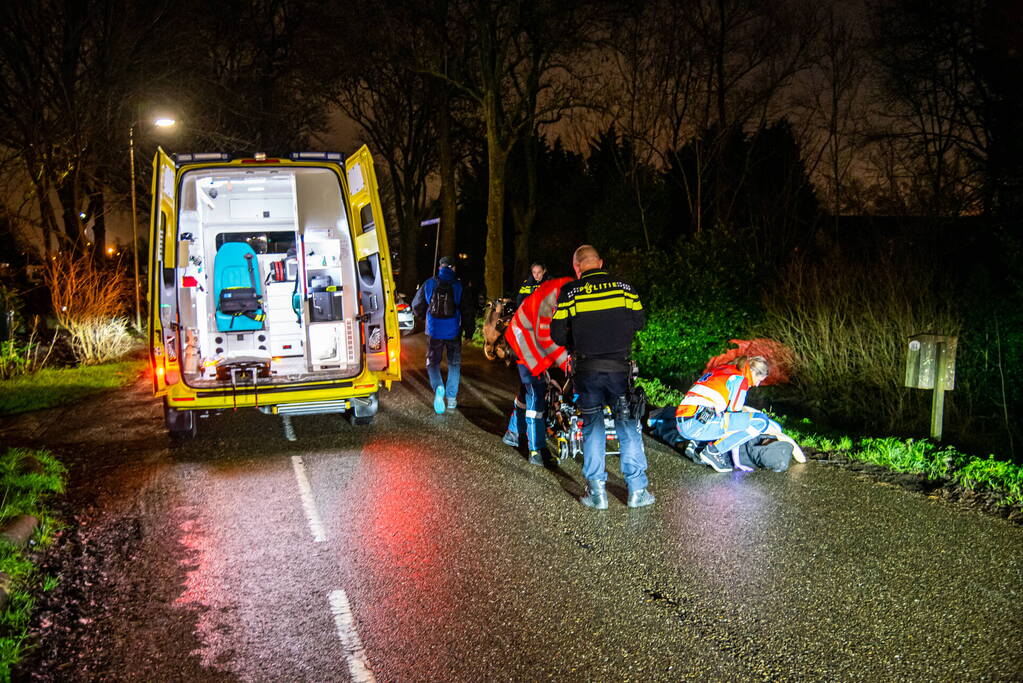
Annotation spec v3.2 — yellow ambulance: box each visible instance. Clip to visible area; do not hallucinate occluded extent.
[148,148,401,437]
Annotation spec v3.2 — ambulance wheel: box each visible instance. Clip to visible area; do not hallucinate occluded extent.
[164,400,197,439]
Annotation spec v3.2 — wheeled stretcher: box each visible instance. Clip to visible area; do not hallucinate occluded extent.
[543,375,621,462]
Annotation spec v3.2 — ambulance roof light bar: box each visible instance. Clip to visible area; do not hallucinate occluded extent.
[289,152,345,161]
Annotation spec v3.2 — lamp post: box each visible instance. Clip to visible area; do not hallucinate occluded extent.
[129,117,176,331]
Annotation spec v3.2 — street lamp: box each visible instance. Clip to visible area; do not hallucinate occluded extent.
[129,116,176,330]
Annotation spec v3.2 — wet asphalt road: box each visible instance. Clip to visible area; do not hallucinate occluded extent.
[4,335,1023,681]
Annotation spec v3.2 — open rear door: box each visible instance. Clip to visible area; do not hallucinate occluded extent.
[345,146,401,383]
[148,148,179,395]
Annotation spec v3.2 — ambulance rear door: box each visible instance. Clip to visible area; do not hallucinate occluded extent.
[345,146,401,383]
[148,148,179,395]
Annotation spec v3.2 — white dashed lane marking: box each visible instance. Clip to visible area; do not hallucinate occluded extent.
[329,589,376,682]
[290,455,326,543]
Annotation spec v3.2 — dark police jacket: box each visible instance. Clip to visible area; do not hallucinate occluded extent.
[550,268,645,361]
[516,273,551,308]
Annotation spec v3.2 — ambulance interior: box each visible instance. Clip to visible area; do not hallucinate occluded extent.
[175,166,362,386]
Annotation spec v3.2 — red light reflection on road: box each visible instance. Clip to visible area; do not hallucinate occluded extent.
[358,438,444,587]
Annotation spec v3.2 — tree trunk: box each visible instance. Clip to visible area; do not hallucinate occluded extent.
[29,172,57,257]
[88,190,106,259]
[437,99,458,261]
[484,142,509,300]
[56,180,83,249]
[511,135,538,280]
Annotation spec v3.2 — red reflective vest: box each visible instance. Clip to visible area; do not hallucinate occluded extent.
[676,364,753,418]
[505,276,572,376]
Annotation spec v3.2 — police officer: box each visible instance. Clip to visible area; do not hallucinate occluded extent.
[516,262,551,308]
[550,245,654,509]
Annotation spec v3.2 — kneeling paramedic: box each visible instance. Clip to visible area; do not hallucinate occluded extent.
[501,275,573,465]
[675,356,806,472]
[550,245,653,509]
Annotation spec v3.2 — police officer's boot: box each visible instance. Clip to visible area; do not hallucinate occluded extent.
[580,479,608,510]
[627,488,656,508]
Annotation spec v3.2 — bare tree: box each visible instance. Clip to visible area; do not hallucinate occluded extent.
[789,5,869,220]
[424,0,596,298]
[867,0,1019,217]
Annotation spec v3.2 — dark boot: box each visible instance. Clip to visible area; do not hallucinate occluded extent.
[528,450,544,466]
[580,479,608,509]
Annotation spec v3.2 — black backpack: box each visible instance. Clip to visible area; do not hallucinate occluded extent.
[428,279,457,318]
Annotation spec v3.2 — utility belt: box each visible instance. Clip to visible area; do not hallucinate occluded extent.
[573,356,631,374]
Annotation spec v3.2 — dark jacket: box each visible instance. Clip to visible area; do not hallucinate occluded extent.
[550,268,645,361]
[516,272,551,308]
[411,266,471,340]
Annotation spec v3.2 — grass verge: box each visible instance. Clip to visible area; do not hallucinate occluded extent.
[0,448,66,680]
[778,416,1023,506]
[0,359,144,417]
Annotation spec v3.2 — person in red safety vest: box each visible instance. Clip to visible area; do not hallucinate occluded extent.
[501,275,573,465]
[675,356,805,472]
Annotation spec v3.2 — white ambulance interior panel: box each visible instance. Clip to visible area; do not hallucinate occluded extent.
[175,166,361,386]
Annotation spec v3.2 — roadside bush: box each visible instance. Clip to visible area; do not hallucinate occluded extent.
[759,249,960,434]
[0,286,53,381]
[44,254,134,365]
[635,376,684,408]
[633,299,754,385]
[950,290,1023,460]
[612,232,761,387]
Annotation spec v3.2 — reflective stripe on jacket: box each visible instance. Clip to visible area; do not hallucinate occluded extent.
[505,276,572,376]
[676,365,752,418]
[549,268,645,360]
[516,273,551,308]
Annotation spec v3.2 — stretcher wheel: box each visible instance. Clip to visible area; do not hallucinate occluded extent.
[557,437,570,462]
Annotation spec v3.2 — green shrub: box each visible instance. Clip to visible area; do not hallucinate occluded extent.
[954,456,1023,505]
[0,448,66,680]
[635,376,685,407]
[611,240,760,386]
[633,299,755,383]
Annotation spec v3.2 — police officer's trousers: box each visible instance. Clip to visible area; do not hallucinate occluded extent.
[574,371,648,492]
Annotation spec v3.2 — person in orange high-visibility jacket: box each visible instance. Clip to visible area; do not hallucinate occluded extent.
[501,276,573,465]
[675,356,800,472]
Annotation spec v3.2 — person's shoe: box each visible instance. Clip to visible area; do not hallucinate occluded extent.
[502,430,520,448]
[528,450,544,466]
[447,397,457,412]
[627,488,656,508]
[683,440,701,464]
[699,444,732,472]
[433,386,446,414]
[580,479,608,509]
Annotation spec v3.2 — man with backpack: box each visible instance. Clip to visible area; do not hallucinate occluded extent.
[412,256,473,414]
